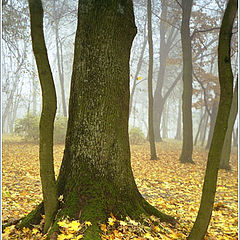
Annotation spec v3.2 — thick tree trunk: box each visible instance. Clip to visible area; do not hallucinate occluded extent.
[219,79,238,170]
[51,1,173,238]
[205,100,218,150]
[17,2,175,238]
[179,0,194,163]
[147,0,157,159]
[28,0,58,233]
[187,0,237,238]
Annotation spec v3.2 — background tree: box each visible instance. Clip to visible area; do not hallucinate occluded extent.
[147,0,157,159]
[188,0,237,238]
[28,0,58,232]
[179,0,194,163]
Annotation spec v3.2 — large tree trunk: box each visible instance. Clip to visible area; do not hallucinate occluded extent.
[179,0,194,163]
[187,0,237,238]
[28,0,58,233]
[147,0,157,159]
[219,79,238,170]
[16,1,175,238]
[52,1,173,238]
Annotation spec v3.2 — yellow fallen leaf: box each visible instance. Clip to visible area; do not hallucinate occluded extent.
[85,221,92,226]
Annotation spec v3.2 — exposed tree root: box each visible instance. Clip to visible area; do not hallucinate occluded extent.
[17,202,44,229]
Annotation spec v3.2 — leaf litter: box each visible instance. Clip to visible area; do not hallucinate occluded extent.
[2,139,238,239]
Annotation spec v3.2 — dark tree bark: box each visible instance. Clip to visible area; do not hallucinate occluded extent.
[147,0,157,159]
[219,79,238,170]
[187,0,237,238]
[17,2,177,238]
[179,0,194,163]
[205,99,218,150]
[28,0,58,233]
[50,0,172,238]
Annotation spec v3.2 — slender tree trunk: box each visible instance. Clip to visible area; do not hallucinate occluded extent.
[32,55,38,115]
[147,0,157,160]
[188,0,237,238]
[179,0,194,163]
[205,100,218,150]
[162,102,169,139]
[54,19,67,117]
[153,0,177,142]
[129,35,147,116]
[201,112,209,147]
[194,109,207,146]
[233,127,238,147]
[220,79,238,170]
[28,0,58,233]
[175,96,182,140]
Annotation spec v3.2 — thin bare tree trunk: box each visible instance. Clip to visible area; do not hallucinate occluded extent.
[147,0,157,160]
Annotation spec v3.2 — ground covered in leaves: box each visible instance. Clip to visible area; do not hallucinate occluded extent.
[2,136,238,239]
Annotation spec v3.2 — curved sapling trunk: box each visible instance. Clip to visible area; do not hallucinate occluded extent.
[187,0,237,238]
[28,0,58,233]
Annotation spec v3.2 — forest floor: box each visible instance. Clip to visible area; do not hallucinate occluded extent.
[2,136,238,240]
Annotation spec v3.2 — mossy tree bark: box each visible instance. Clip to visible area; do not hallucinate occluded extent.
[219,78,238,170]
[51,1,174,239]
[179,0,194,163]
[28,0,58,233]
[147,0,157,160]
[187,0,237,239]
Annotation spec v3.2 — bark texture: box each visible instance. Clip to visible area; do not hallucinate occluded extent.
[53,1,174,239]
[179,0,194,163]
[187,0,237,238]
[28,0,58,233]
